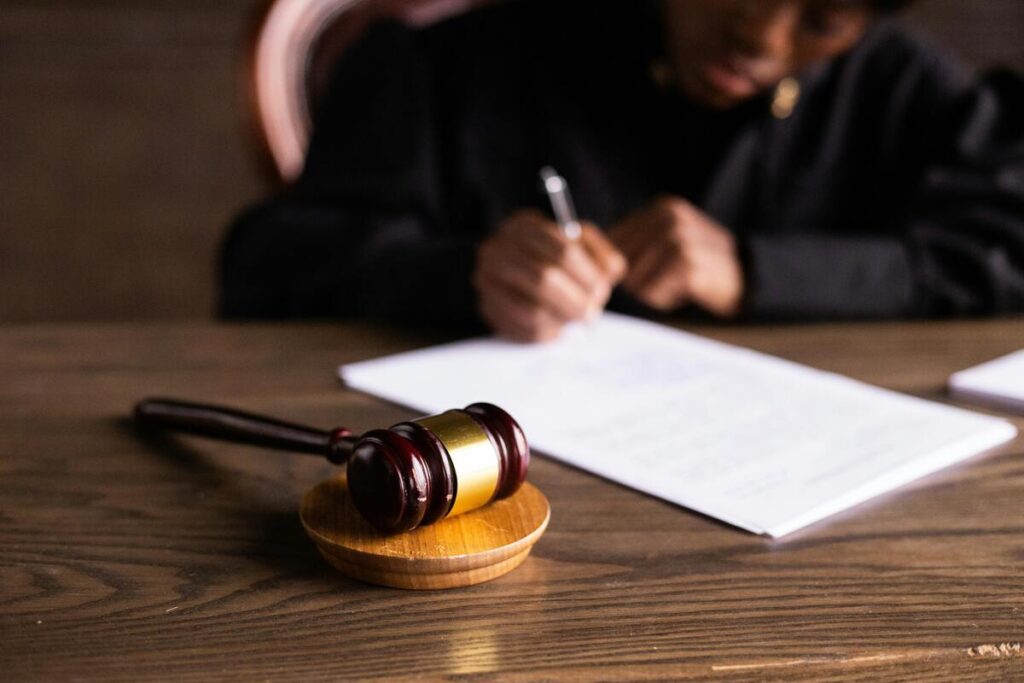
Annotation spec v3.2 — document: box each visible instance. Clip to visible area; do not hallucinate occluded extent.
[340,314,1017,537]
[950,350,1024,414]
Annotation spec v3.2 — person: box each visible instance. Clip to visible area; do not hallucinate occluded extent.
[221,0,1024,341]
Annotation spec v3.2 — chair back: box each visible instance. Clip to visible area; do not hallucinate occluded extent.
[248,0,495,184]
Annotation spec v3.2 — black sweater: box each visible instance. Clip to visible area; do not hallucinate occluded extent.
[221,1,1024,327]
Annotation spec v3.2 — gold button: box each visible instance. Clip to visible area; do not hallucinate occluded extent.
[772,77,801,119]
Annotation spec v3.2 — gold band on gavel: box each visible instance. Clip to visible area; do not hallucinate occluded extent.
[414,410,499,517]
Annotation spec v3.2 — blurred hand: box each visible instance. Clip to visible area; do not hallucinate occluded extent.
[608,196,744,317]
[474,209,626,342]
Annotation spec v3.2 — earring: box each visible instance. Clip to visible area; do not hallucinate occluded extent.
[772,77,801,119]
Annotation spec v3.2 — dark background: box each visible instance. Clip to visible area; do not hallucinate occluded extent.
[2,0,1023,323]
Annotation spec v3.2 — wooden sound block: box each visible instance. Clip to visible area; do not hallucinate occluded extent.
[300,477,550,590]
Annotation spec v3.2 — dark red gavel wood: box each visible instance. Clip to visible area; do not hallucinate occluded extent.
[134,398,357,463]
[133,398,529,534]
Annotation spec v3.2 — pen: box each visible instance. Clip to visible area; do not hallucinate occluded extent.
[539,166,583,241]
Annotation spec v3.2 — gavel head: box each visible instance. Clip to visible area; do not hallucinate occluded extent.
[345,403,529,533]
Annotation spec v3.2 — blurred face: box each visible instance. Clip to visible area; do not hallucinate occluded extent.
[662,0,876,109]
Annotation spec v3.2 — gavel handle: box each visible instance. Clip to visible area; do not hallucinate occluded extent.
[133,398,356,463]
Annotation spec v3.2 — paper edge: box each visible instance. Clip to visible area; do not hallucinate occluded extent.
[763,421,1018,538]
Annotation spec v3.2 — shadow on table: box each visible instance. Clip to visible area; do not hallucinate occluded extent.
[115,416,367,590]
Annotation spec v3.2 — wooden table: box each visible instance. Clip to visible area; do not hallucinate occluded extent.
[2,320,1022,681]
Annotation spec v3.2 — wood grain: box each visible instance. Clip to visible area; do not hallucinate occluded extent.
[0,319,1022,680]
[301,477,550,589]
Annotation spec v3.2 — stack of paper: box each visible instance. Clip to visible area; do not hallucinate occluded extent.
[340,314,1016,537]
[950,350,1024,414]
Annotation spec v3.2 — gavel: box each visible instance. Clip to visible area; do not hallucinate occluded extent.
[134,398,530,534]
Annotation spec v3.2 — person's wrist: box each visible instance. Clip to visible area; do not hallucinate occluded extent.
[723,245,746,317]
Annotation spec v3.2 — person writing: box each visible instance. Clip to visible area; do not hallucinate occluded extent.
[221,0,1024,341]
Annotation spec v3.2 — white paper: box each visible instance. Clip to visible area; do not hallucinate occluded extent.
[950,350,1024,413]
[340,313,1017,537]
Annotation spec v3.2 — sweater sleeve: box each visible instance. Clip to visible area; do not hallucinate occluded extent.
[220,21,481,328]
[744,56,1024,320]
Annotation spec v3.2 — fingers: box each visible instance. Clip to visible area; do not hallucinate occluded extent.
[607,213,648,263]
[613,196,745,316]
[501,212,619,306]
[486,240,598,322]
[476,274,565,342]
[580,224,627,283]
[504,213,620,299]
[622,241,666,293]
[474,210,624,342]
[616,202,686,310]
[609,198,680,261]
[624,247,689,311]
[500,210,566,263]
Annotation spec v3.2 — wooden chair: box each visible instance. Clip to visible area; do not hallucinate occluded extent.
[247,0,494,185]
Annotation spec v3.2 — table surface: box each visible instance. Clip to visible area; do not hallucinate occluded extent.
[1,319,1023,681]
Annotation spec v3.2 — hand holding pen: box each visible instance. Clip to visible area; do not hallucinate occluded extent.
[472,167,626,342]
